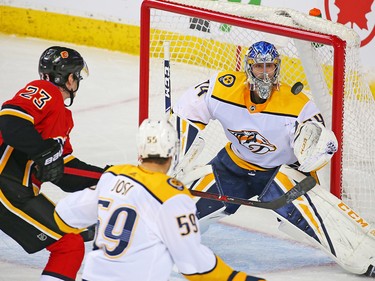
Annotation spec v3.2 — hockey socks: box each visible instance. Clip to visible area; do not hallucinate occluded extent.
[42,233,85,281]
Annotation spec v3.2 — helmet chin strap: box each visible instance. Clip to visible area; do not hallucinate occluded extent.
[62,79,80,107]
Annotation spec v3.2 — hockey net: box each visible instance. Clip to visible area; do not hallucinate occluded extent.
[139,0,375,223]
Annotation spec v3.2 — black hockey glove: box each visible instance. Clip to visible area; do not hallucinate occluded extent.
[80,224,97,242]
[32,138,64,183]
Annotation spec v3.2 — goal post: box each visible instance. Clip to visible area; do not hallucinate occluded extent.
[139,0,375,223]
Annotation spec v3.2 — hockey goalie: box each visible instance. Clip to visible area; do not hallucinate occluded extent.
[171,41,375,277]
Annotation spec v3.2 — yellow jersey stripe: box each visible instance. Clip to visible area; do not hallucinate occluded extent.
[0,108,34,124]
[225,143,267,171]
[53,211,85,234]
[64,154,76,164]
[22,160,33,186]
[190,173,215,192]
[107,165,191,203]
[0,190,62,240]
[183,255,240,281]
[0,146,14,174]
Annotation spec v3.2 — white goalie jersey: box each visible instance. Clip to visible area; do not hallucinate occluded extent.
[55,165,253,281]
[173,71,325,170]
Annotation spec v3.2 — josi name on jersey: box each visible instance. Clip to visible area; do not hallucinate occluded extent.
[110,179,134,196]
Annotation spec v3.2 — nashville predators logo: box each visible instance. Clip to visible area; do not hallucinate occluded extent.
[218,74,236,87]
[229,129,276,154]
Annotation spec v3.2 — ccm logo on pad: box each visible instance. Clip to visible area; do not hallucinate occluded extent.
[338,202,369,228]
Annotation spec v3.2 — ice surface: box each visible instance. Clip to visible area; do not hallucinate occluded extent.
[0,34,368,281]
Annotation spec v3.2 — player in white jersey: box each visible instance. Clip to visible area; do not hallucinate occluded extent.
[172,41,375,277]
[54,119,266,281]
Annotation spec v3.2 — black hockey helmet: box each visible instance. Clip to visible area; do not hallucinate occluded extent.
[38,46,88,86]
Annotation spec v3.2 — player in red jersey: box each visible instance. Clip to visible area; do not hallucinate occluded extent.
[0,46,106,281]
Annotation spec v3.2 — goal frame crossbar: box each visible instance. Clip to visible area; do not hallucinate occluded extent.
[139,0,347,198]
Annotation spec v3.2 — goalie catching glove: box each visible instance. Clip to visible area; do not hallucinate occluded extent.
[294,121,338,172]
[32,138,64,183]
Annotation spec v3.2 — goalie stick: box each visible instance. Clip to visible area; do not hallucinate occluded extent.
[190,176,316,210]
[162,40,207,179]
[63,167,316,210]
[164,41,172,115]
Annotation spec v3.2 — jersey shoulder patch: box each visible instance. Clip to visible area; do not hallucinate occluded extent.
[152,176,192,203]
[167,178,184,191]
[218,73,236,87]
[212,71,248,107]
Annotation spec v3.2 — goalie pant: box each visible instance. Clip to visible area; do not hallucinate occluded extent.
[188,149,375,276]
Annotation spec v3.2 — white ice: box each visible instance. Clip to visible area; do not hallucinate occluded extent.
[0,34,369,281]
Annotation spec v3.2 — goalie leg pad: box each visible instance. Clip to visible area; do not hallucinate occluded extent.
[258,171,321,242]
[42,233,85,280]
[186,166,227,233]
[306,185,375,275]
[188,167,226,219]
[260,165,375,275]
[198,206,227,234]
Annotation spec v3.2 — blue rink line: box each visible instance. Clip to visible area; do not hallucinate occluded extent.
[171,222,333,279]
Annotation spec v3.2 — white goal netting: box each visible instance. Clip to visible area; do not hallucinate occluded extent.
[140,0,375,223]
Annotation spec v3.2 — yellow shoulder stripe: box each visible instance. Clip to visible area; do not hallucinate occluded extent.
[210,75,310,117]
[0,108,34,124]
[264,84,310,116]
[106,165,193,203]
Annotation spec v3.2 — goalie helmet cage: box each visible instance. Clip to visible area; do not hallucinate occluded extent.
[139,0,375,223]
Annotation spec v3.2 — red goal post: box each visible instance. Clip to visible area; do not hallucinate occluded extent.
[139,0,375,223]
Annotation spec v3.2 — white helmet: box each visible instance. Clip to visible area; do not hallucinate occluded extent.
[137,119,178,159]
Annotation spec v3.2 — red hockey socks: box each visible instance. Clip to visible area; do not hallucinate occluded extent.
[42,233,85,281]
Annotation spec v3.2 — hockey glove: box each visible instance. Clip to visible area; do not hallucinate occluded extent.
[32,138,64,183]
[294,121,337,172]
[80,224,97,242]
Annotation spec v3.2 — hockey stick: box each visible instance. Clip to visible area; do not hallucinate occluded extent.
[190,176,316,210]
[164,41,172,115]
[162,41,207,178]
[64,167,102,179]
[63,167,315,209]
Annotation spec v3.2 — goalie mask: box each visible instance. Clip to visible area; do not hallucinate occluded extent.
[244,41,281,100]
[137,119,178,160]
